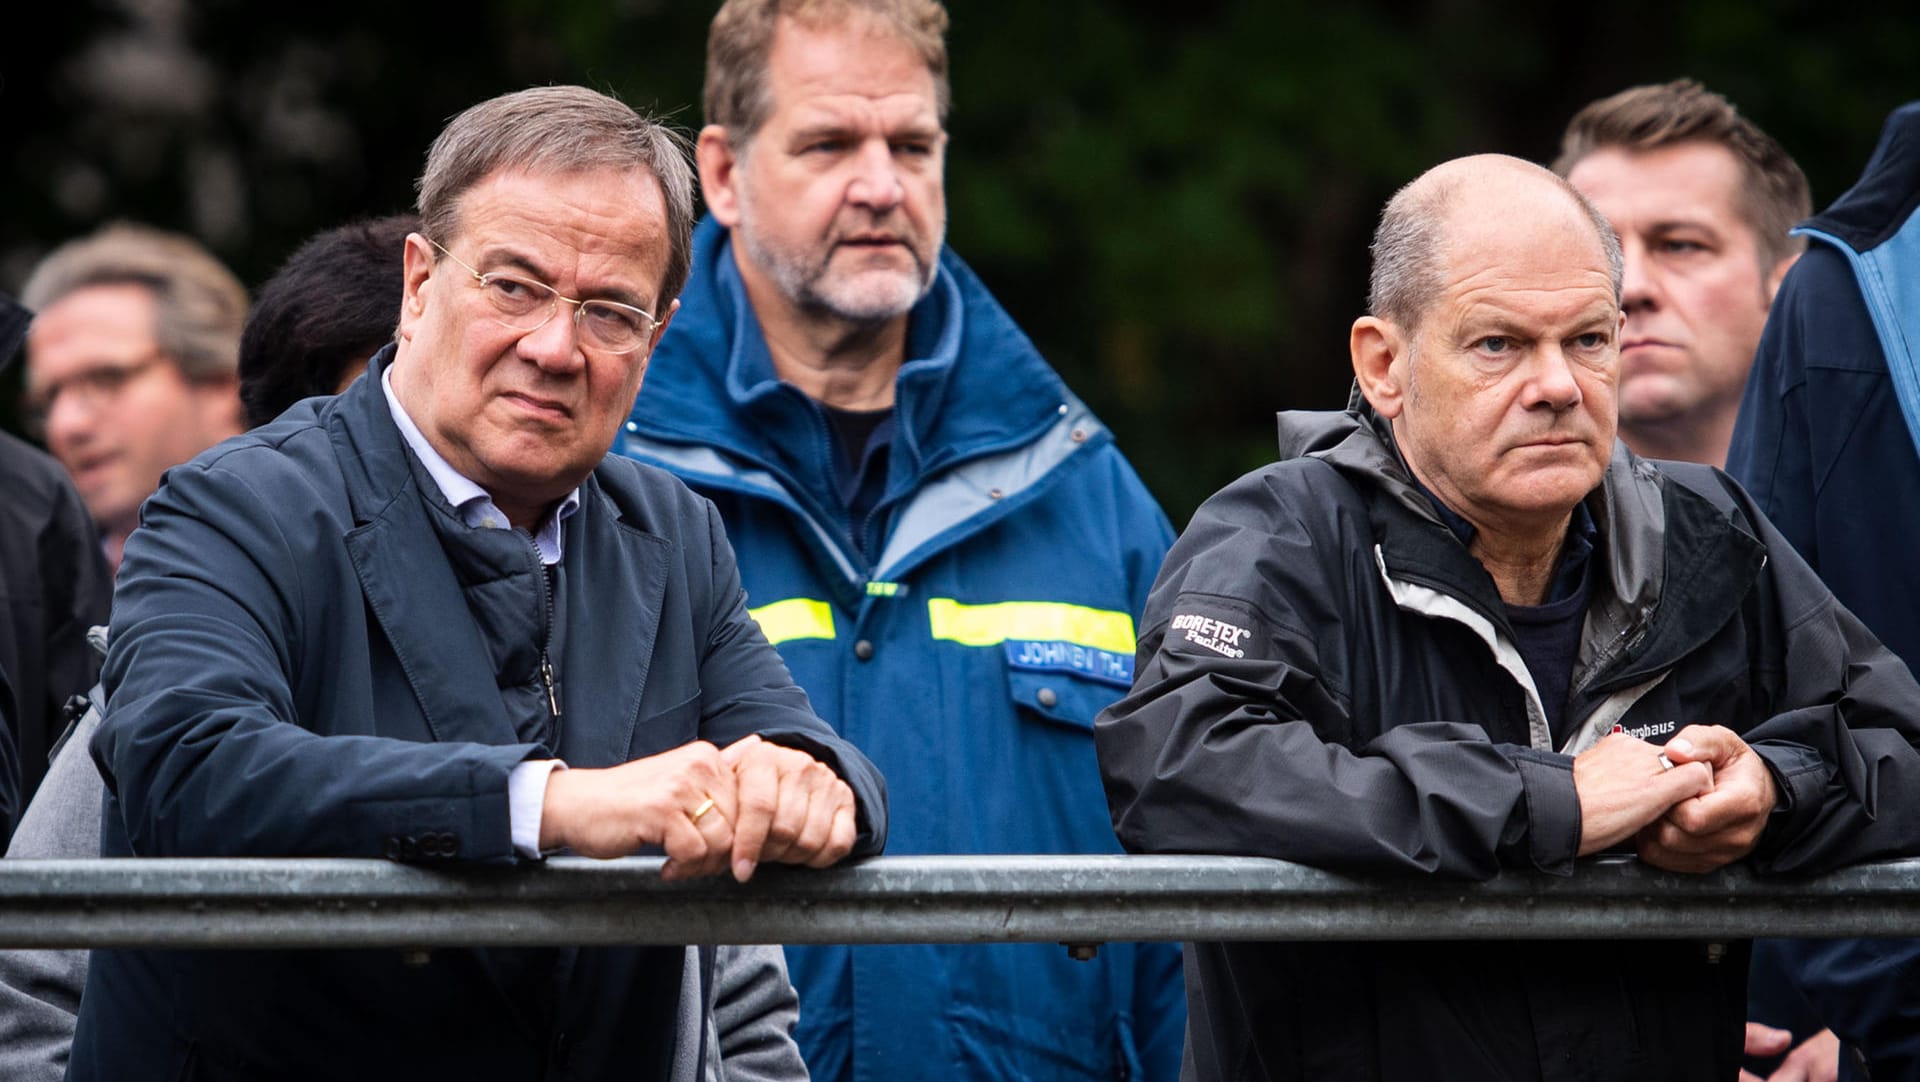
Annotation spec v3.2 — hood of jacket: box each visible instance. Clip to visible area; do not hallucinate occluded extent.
[628,218,1073,505]
[1806,100,1920,253]
[1273,387,1759,714]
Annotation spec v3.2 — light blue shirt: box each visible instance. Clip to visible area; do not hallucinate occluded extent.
[381,365,579,564]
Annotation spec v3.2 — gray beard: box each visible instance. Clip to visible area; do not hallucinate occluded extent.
[740,228,937,325]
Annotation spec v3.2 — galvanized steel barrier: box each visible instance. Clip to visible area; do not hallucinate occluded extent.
[5,854,1920,953]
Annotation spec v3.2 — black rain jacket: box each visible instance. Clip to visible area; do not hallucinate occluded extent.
[1096,399,1920,1082]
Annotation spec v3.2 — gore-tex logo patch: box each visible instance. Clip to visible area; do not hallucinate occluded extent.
[1170,612,1251,659]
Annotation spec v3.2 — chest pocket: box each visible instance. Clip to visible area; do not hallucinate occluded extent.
[928,597,1139,732]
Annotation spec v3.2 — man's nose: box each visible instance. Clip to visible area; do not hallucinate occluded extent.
[1620,238,1657,315]
[43,389,100,453]
[518,303,586,373]
[847,139,905,211]
[1528,346,1584,411]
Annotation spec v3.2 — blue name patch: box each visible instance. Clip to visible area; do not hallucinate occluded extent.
[1004,640,1134,688]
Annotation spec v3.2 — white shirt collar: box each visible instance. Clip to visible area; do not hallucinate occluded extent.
[381,364,580,565]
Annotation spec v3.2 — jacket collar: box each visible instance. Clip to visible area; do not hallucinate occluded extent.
[1804,101,1920,253]
[629,217,1069,505]
[326,346,663,762]
[1278,393,1762,691]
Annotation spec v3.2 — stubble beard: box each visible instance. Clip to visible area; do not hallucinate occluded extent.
[736,193,941,326]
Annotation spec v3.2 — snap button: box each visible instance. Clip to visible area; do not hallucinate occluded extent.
[1036,687,1059,708]
[854,640,875,661]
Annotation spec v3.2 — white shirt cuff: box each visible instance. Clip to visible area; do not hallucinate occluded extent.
[508,758,568,860]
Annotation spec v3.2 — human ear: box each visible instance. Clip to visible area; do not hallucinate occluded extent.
[697,126,745,229]
[1763,251,1799,305]
[397,232,437,340]
[1351,316,1410,420]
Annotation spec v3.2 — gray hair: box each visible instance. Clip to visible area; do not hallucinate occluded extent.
[1367,170,1624,332]
[20,222,247,382]
[415,86,698,309]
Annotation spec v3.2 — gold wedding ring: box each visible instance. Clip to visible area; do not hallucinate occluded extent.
[690,796,717,822]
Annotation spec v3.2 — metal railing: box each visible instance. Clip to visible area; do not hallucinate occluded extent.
[4,855,1920,954]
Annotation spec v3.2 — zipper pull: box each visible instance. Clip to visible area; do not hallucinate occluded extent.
[541,654,562,719]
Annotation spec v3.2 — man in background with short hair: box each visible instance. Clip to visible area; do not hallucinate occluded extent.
[1553,79,1809,467]
[236,214,418,427]
[20,224,247,571]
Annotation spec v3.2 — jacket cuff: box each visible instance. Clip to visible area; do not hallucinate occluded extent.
[1747,741,1830,863]
[1509,749,1580,875]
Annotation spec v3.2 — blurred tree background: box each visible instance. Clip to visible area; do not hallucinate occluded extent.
[2,0,1913,524]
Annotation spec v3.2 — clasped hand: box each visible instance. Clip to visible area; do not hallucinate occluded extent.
[1572,725,1777,873]
[538,734,858,882]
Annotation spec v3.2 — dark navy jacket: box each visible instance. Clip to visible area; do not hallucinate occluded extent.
[622,219,1183,1082]
[1730,100,1920,672]
[1731,101,1920,1081]
[68,352,886,1081]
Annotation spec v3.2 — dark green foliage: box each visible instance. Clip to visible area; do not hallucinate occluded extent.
[2,0,1911,521]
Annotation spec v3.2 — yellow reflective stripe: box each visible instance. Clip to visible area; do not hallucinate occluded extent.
[926,598,1136,654]
[749,598,837,644]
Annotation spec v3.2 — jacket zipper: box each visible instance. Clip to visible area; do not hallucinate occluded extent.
[531,540,562,743]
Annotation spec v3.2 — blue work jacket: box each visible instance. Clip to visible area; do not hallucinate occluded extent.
[623,220,1184,1082]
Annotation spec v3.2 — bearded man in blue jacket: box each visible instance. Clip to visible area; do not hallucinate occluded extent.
[619,2,1182,1079]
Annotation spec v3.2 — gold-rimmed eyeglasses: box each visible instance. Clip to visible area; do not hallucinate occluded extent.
[426,238,661,356]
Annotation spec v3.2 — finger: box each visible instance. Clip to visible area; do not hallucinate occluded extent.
[1743,1022,1794,1057]
[786,771,844,862]
[720,733,763,769]
[692,789,736,859]
[1795,1029,1842,1082]
[1663,725,1741,768]
[659,807,712,870]
[1647,760,1714,807]
[756,763,810,867]
[1665,781,1768,838]
[1642,817,1739,859]
[1636,839,1725,874]
[730,747,780,882]
[807,793,859,869]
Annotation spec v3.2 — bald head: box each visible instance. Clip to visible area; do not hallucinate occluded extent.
[1369,154,1623,335]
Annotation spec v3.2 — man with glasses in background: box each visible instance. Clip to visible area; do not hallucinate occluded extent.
[20,224,248,574]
